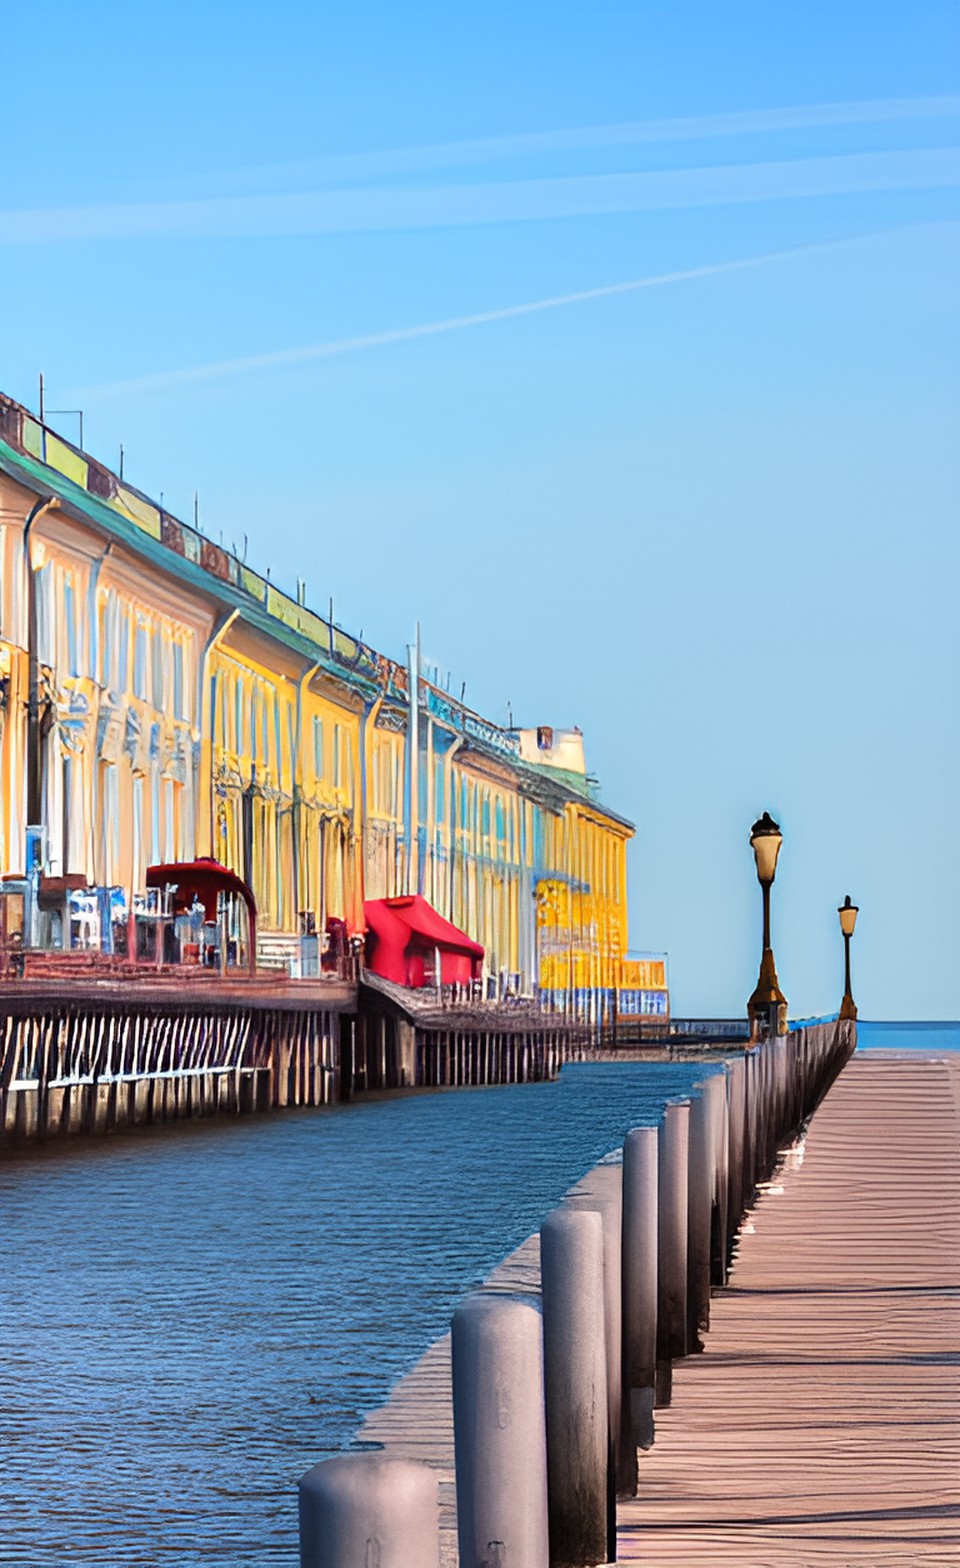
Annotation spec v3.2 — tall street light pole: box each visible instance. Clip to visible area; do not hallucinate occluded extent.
[747,811,787,1039]
[838,895,859,1021]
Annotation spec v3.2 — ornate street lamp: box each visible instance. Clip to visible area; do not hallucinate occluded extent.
[747,811,787,1037]
[838,895,859,1020]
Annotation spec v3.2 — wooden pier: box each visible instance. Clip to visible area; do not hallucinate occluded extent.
[353,1047,960,1565]
[0,966,577,1147]
[617,1047,960,1566]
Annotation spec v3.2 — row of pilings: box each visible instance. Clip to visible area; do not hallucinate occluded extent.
[298,1016,856,1567]
[0,982,576,1148]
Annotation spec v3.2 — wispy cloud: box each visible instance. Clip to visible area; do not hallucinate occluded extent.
[177,95,960,194]
[3,149,958,245]
[69,225,947,402]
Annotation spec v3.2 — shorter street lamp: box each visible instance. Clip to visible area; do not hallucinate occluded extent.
[747,811,788,1038]
[838,895,859,1021]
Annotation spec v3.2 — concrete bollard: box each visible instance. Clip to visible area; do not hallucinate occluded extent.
[622,1126,658,1451]
[687,1087,713,1347]
[656,1098,689,1405]
[702,1071,729,1286]
[452,1293,550,1568]
[743,1049,759,1195]
[540,1208,608,1568]
[725,1057,746,1246]
[564,1164,633,1526]
[298,1453,439,1568]
[777,1033,792,1142]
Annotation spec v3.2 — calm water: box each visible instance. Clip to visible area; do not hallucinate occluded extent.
[1,1025,955,1567]
[857,1019,960,1052]
[1,1058,714,1568]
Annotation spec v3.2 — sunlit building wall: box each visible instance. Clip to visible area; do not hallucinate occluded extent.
[0,392,636,992]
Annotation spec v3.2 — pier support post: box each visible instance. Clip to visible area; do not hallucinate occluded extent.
[452,1294,549,1568]
[656,1098,689,1405]
[298,1453,439,1567]
[396,1020,416,1088]
[622,1126,658,1451]
[540,1208,608,1568]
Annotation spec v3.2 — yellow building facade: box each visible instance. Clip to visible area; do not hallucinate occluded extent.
[0,393,636,996]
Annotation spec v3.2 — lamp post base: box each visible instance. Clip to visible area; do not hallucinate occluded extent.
[748,948,787,1040]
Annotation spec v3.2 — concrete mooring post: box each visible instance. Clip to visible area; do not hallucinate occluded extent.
[687,1086,713,1347]
[621,1125,658,1451]
[564,1162,635,1525]
[452,1293,549,1568]
[540,1207,608,1568]
[656,1098,690,1406]
[703,1070,729,1286]
[725,1057,746,1257]
[298,1453,439,1568]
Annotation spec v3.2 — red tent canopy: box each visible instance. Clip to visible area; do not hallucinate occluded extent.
[364,895,483,988]
[146,858,257,972]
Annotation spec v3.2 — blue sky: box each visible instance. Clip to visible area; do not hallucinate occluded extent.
[2,1,958,1018]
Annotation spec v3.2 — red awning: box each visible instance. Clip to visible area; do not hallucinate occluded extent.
[379,895,484,957]
[363,895,484,988]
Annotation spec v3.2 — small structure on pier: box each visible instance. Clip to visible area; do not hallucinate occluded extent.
[146,858,257,973]
[363,895,484,989]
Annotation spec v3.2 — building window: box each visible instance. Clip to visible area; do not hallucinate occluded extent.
[64,576,80,678]
[133,619,148,701]
[172,643,185,721]
[118,610,130,695]
[313,716,324,780]
[151,771,161,864]
[35,563,53,667]
[285,703,295,783]
[151,628,164,710]
[101,595,115,690]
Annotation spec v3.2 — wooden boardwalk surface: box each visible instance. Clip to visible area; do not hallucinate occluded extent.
[358,1051,960,1566]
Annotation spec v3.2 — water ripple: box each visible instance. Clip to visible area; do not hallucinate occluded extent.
[1,1059,715,1567]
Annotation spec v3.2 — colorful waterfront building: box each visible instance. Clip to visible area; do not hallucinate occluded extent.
[0,391,641,1004]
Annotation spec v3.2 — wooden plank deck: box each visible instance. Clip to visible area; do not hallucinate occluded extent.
[357,1051,960,1566]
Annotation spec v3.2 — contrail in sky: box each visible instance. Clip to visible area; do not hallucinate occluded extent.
[3,149,958,244]
[70,225,950,402]
[149,94,960,196]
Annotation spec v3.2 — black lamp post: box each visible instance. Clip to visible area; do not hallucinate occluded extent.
[838,895,859,1021]
[747,811,787,1037]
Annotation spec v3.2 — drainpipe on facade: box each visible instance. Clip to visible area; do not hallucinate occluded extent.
[197,608,239,859]
[422,711,433,901]
[445,734,464,925]
[86,540,113,699]
[359,692,384,916]
[87,540,113,951]
[294,661,322,926]
[22,496,58,946]
[404,627,420,896]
